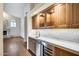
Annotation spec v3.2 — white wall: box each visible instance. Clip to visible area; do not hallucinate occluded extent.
[0,3,3,55]
[27,3,79,49]
[21,18,25,38]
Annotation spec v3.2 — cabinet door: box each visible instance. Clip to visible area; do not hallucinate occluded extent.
[45,4,69,28]
[32,14,46,29]
[53,5,59,28]
[71,3,79,28]
[39,13,46,28]
[32,15,38,29]
[29,38,37,55]
[54,47,78,56]
[29,38,32,51]
[32,15,40,29]
[54,4,68,28]
[46,13,55,28]
[58,4,67,28]
[52,4,66,28]
[53,4,73,28]
[32,39,37,54]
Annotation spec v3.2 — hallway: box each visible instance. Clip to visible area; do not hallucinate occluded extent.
[3,37,31,56]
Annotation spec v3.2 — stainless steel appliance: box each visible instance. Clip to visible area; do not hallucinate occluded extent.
[41,41,54,56]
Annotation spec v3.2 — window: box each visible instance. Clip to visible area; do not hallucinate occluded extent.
[10,20,16,27]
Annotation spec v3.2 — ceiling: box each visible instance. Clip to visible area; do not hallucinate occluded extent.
[3,3,31,18]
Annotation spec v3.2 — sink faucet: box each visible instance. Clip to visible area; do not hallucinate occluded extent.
[35,30,40,38]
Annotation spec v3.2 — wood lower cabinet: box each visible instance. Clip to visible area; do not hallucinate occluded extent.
[54,47,78,56]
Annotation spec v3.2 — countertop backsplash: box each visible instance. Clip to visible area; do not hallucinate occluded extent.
[31,29,79,43]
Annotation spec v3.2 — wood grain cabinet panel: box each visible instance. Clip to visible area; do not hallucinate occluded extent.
[71,3,79,28]
[46,12,56,28]
[32,13,46,29]
[32,15,36,29]
[39,13,46,28]
[32,15,39,29]
[56,4,67,28]
[54,47,78,56]
[32,3,79,29]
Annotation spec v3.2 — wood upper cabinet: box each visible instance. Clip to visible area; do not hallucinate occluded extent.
[48,4,67,28]
[32,13,46,29]
[32,15,39,29]
[54,3,79,28]
[54,4,67,28]
[71,3,79,28]
[32,3,79,29]
[46,12,55,28]
[39,13,46,28]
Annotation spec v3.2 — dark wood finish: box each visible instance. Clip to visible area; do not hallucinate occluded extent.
[3,37,32,56]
